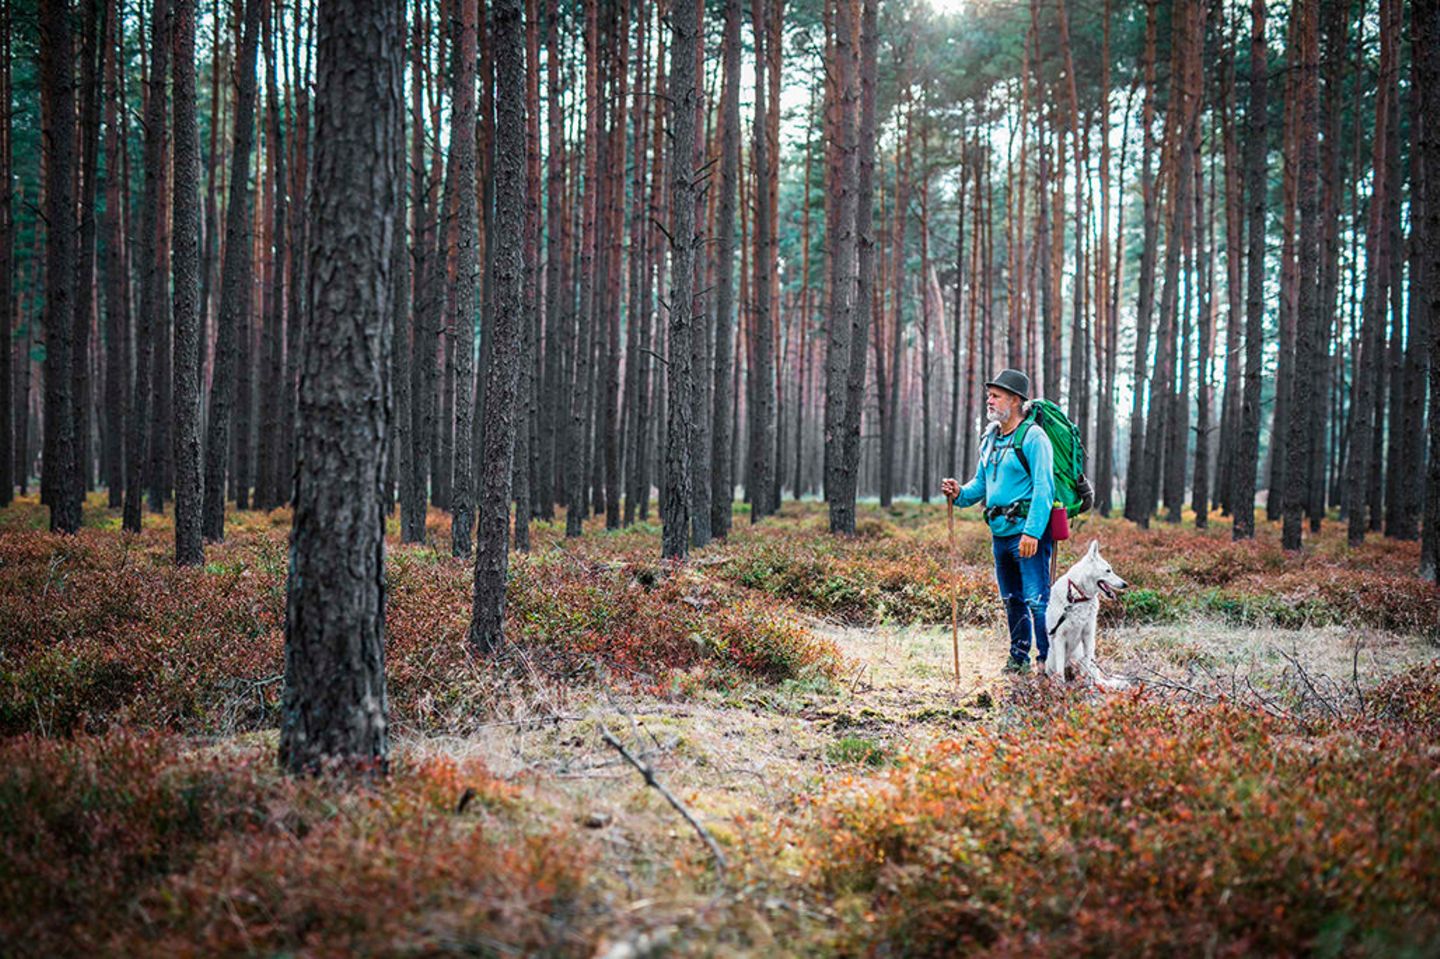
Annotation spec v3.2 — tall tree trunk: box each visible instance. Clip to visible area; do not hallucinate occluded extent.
[199,0,224,436]
[202,0,261,541]
[39,0,80,531]
[1416,0,1440,579]
[448,0,478,557]
[918,123,932,503]
[568,0,599,537]
[406,8,438,544]
[662,0,699,558]
[638,9,666,523]
[255,0,287,512]
[125,0,169,531]
[100,0,127,508]
[841,0,877,519]
[1376,22,1411,541]
[72,0,104,503]
[1268,16,1300,524]
[1232,0,1268,540]
[711,0,740,536]
[1124,0,1160,526]
[0,10,12,504]
[823,0,859,533]
[470,0,526,650]
[1216,18,1243,517]
[605,0,628,535]
[1282,0,1319,551]
[1307,0,1344,531]
[514,0,542,551]
[881,90,910,509]
[1093,0,1117,516]
[539,0,564,521]
[280,0,401,776]
[748,0,774,524]
[1348,0,1395,546]
[282,11,311,507]
[948,132,966,479]
[147,13,175,519]
[172,0,203,565]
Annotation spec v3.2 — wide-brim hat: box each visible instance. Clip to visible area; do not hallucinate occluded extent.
[985,368,1031,401]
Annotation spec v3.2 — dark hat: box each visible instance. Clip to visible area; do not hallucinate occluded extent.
[985,368,1031,401]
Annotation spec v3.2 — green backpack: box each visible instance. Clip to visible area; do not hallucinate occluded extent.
[1011,399,1094,518]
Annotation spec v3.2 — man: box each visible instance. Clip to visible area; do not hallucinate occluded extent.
[941,369,1055,673]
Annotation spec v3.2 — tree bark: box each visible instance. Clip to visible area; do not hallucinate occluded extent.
[448,0,478,557]
[661,0,699,559]
[172,0,203,564]
[0,5,12,507]
[822,0,858,533]
[254,0,286,512]
[709,0,740,537]
[1232,0,1268,540]
[39,0,81,531]
[539,0,564,522]
[1417,0,1440,579]
[514,0,542,551]
[202,0,261,541]
[840,0,877,521]
[469,0,526,649]
[280,0,402,776]
[747,0,774,525]
[1124,0,1160,526]
[406,8,438,544]
[1348,0,1396,546]
[1282,0,1319,551]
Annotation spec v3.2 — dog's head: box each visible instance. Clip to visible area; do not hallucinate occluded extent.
[1079,540,1128,600]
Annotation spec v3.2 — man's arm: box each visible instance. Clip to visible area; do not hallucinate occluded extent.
[953,460,986,508]
[1021,427,1055,540]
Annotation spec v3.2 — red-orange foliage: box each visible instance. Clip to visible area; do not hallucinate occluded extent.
[0,504,842,738]
[0,730,593,956]
[789,685,1440,956]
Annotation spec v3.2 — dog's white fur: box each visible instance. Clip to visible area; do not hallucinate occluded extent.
[1044,540,1129,687]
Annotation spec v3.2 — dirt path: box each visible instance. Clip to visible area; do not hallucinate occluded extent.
[396,617,1435,949]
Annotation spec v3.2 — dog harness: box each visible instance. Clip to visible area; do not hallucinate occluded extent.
[1047,579,1092,637]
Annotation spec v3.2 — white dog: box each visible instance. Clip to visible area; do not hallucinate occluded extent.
[1044,540,1129,686]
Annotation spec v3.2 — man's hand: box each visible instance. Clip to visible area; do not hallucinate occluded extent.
[940,477,960,502]
[1018,534,1038,558]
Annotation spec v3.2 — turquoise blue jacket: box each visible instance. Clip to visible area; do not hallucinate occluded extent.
[951,421,1055,539]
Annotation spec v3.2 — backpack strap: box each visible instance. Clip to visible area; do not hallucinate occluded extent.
[1012,419,1033,477]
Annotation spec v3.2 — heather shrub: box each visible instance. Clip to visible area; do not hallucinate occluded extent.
[1368,662,1440,736]
[796,688,1440,956]
[0,522,844,739]
[0,731,594,957]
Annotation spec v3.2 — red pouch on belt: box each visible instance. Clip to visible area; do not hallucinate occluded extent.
[1049,504,1070,541]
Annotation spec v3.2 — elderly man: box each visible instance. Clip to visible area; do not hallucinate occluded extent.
[941,369,1055,673]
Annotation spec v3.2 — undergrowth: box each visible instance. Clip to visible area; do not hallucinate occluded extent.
[779,671,1440,956]
[0,730,596,956]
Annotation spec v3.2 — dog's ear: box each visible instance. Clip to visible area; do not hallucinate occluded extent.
[1087,539,1100,558]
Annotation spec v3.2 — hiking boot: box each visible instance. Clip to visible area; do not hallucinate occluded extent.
[1002,657,1030,674]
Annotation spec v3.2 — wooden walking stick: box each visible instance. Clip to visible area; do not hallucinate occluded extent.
[948,499,960,686]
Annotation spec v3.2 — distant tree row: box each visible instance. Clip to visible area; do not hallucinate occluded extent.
[5,0,1440,580]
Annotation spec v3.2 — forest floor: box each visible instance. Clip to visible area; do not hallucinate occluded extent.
[395,617,1437,955]
[4,494,1440,956]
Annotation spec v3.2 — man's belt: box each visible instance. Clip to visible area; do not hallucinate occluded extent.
[983,499,1031,523]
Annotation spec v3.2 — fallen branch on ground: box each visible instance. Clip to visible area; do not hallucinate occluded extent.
[597,720,729,878]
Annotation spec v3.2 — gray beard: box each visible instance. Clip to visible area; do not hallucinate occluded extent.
[985,408,1004,424]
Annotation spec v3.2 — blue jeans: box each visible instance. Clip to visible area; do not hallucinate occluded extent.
[992,531,1053,664]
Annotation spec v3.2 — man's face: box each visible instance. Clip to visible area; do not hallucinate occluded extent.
[985,387,1020,423]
